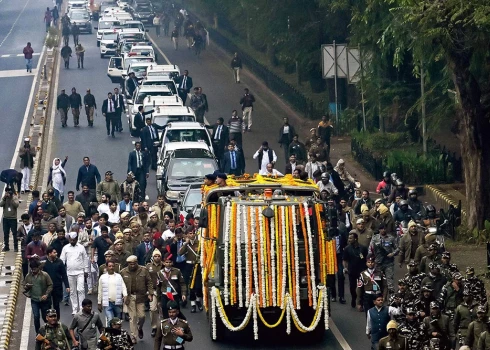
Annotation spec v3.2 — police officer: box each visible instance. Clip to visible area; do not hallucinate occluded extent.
[35,309,72,350]
[421,263,447,299]
[146,249,164,337]
[466,305,487,348]
[157,252,187,319]
[178,229,203,313]
[422,301,455,350]
[404,259,427,296]
[154,301,193,350]
[378,320,408,350]
[98,250,121,275]
[465,266,487,306]
[440,251,459,281]
[368,222,399,294]
[454,289,478,347]
[389,279,416,324]
[96,317,133,350]
[356,256,387,314]
[419,244,442,275]
[399,308,429,350]
[438,271,464,321]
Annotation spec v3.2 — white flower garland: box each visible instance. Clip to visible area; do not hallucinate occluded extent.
[223,201,231,305]
[245,206,251,308]
[286,294,291,334]
[303,202,317,309]
[212,287,255,337]
[251,207,259,302]
[236,204,244,308]
[211,285,217,339]
[292,205,300,309]
[252,292,259,340]
[258,206,266,307]
[288,286,326,332]
[270,205,277,307]
[280,206,287,308]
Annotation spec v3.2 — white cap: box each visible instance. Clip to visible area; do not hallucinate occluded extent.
[68,231,78,239]
[24,137,30,142]
[356,218,364,224]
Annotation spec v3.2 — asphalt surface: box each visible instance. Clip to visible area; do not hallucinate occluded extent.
[0,0,50,172]
[18,13,413,350]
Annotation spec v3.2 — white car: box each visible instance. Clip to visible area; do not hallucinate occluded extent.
[146,64,180,80]
[95,18,121,46]
[129,45,155,59]
[100,32,119,57]
[141,75,177,95]
[125,61,154,81]
[120,19,146,32]
[117,0,131,9]
[160,122,213,154]
[107,54,154,84]
[68,0,89,12]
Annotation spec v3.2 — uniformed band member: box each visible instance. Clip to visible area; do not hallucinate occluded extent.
[357,256,387,314]
[157,252,187,319]
[35,309,72,350]
[97,317,133,350]
[378,320,408,350]
[154,301,193,350]
[146,248,164,337]
[178,229,203,313]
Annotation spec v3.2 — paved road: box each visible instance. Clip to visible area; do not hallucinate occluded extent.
[0,0,50,173]
[18,15,413,350]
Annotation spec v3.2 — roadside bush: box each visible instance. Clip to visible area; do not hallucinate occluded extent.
[45,27,60,49]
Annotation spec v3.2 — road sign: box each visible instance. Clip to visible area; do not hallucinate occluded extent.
[347,48,360,83]
[322,44,347,78]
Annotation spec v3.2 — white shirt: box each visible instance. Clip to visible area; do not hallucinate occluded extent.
[253,149,277,172]
[305,161,322,179]
[259,169,284,176]
[289,162,297,173]
[366,306,400,334]
[283,125,290,134]
[214,125,222,140]
[162,229,175,240]
[107,209,120,224]
[60,243,88,275]
[317,181,338,195]
[97,203,110,215]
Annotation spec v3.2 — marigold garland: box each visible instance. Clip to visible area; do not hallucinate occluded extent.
[299,203,313,306]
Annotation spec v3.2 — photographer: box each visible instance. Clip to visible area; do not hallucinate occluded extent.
[0,189,19,252]
[69,299,103,350]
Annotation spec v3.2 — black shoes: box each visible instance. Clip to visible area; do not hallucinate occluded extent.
[2,247,9,252]
[151,328,156,337]
[196,300,203,311]
[339,297,346,304]
[138,328,143,339]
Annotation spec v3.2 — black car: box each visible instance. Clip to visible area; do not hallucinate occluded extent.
[156,148,218,207]
[129,1,154,24]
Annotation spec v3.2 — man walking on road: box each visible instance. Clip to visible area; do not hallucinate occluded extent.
[1,190,19,252]
[44,7,52,32]
[23,42,34,73]
[102,92,117,138]
[43,246,69,319]
[140,117,165,170]
[60,231,88,315]
[76,157,101,196]
[19,137,36,194]
[171,26,179,50]
[231,52,242,83]
[57,89,71,127]
[69,299,104,350]
[177,70,192,104]
[69,87,82,127]
[113,87,125,132]
[60,44,72,69]
[240,88,255,131]
[278,117,295,162]
[83,89,96,127]
[190,87,205,123]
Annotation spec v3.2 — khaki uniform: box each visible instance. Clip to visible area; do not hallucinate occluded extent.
[398,230,424,265]
[154,318,193,350]
[146,261,163,330]
[98,262,121,276]
[151,203,173,221]
[378,335,407,350]
[112,250,131,269]
[352,228,374,248]
[356,268,387,311]
[120,266,154,340]
[178,239,199,264]
[96,180,121,202]
[157,267,187,298]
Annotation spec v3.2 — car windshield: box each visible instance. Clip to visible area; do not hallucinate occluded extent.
[142,81,176,94]
[153,115,195,126]
[168,159,216,179]
[164,129,210,146]
[124,23,144,31]
[102,33,118,40]
[125,57,153,66]
[135,91,172,103]
[71,12,89,20]
[121,33,144,41]
[183,189,202,209]
[99,21,119,29]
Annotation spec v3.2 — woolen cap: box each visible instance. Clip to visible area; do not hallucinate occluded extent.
[104,250,114,256]
[126,255,138,263]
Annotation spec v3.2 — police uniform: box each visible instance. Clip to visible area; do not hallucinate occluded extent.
[178,236,203,312]
[35,309,72,350]
[99,262,122,276]
[404,260,427,296]
[454,289,479,346]
[157,264,187,319]
[368,228,399,293]
[146,250,164,333]
[438,272,464,320]
[465,267,487,306]
[467,306,487,348]
[154,301,193,350]
[378,320,408,350]
[96,317,133,350]
[398,309,429,350]
[356,258,387,313]
[389,279,415,323]
[422,301,455,350]
[440,251,459,281]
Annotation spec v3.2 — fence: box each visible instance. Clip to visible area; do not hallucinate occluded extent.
[351,138,463,184]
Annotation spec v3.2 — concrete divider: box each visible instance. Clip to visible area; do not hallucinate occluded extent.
[425,184,467,221]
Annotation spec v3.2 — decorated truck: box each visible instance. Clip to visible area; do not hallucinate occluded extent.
[198,175,337,340]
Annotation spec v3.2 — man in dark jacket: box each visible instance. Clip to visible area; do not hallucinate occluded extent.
[69,87,82,127]
[113,87,125,132]
[176,70,193,104]
[75,157,101,194]
[132,106,154,138]
[127,142,150,199]
[56,89,71,127]
[126,72,139,98]
[83,88,96,127]
[140,117,165,170]
[278,117,296,163]
[221,143,244,176]
[43,246,69,319]
[231,52,242,83]
[326,163,346,200]
[211,118,229,164]
[75,184,97,216]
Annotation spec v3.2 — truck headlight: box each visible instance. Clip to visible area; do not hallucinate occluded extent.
[166,191,180,199]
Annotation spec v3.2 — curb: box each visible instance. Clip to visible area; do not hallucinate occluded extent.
[0,255,22,349]
[425,184,467,221]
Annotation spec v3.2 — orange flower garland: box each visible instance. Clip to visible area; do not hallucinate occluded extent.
[299,205,313,306]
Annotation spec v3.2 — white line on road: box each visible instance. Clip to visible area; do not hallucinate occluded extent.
[0,69,38,78]
[0,53,40,58]
[147,34,171,65]
[0,0,33,48]
[329,318,353,350]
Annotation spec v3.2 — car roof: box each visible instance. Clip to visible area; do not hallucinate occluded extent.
[166,121,206,129]
[136,85,172,92]
[147,64,179,71]
[153,106,194,115]
[131,45,153,49]
[144,75,173,82]
[143,95,182,105]
[119,28,144,33]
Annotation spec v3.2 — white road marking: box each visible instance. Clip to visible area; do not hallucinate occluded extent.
[15,46,47,349]
[329,318,353,350]
[147,33,171,65]
[0,53,40,58]
[0,69,38,78]
[0,0,33,48]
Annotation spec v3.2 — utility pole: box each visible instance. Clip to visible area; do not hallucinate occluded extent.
[421,60,427,154]
[333,41,339,126]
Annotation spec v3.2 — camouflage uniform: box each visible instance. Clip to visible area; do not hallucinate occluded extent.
[438,273,465,320]
[399,315,429,349]
[465,267,487,306]
[440,251,459,281]
[389,280,416,324]
[96,317,133,350]
[454,299,479,346]
[35,323,72,350]
[404,261,427,296]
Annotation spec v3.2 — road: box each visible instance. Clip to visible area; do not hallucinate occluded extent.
[17,13,405,350]
[0,0,50,173]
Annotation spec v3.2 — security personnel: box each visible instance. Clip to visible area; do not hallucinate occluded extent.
[465,266,487,306]
[356,256,387,314]
[389,279,416,324]
[454,289,478,347]
[146,249,164,337]
[422,301,455,350]
[378,320,408,350]
[178,228,203,313]
[466,305,487,348]
[35,309,72,350]
[404,259,427,296]
[98,250,121,275]
[438,271,464,320]
[96,317,133,350]
[368,222,399,293]
[476,319,490,350]
[154,301,193,350]
[439,251,459,281]
[399,308,429,350]
[419,243,441,275]
[157,252,187,319]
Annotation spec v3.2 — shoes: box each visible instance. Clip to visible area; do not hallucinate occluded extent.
[62,124,66,128]
[112,134,115,138]
[196,300,203,311]
[330,297,336,302]
[339,297,346,304]
[64,301,69,306]
[124,313,130,321]
[87,289,92,295]
[151,328,156,337]
[191,305,196,313]
[107,131,110,136]
[351,299,356,308]
[181,300,187,308]
[138,328,143,339]
[2,247,9,252]
[20,191,24,194]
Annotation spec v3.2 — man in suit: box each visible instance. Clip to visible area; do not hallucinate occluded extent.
[127,142,150,200]
[133,106,153,138]
[126,72,139,99]
[113,87,125,132]
[221,143,244,176]
[278,117,296,162]
[211,118,229,165]
[229,139,246,174]
[140,117,165,170]
[177,70,193,104]
[135,232,153,266]
[102,92,117,138]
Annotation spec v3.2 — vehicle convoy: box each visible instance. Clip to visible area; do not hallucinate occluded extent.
[198,176,336,340]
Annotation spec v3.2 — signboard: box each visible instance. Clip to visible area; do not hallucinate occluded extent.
[322,44,347,78]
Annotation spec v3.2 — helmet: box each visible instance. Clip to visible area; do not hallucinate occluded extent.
[383,171,391,178]
[399,200,408,207]
[395,179,404,186]
[408,189,417,196]
[425,204,436,219]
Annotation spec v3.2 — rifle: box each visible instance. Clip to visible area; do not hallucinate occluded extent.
[98,333,112,349]
[35,334,61,350]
